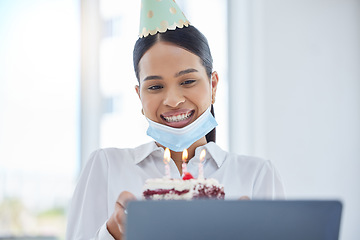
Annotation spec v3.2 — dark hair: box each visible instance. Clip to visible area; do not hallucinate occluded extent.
[133,25,216,143]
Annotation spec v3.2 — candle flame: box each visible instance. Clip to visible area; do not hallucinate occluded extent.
[182,149,188,163]
[163,147,171,164]
[200,149,206,162]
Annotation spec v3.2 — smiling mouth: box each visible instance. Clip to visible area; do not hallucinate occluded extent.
[162,110,194,123]
[161,110,195,126]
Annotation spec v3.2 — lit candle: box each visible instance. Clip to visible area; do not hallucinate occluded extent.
[199,149,206,179]
[163,148,171,178]
[182,149,188,177]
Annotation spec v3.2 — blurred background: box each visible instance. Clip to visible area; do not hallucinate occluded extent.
[0,0,359,239]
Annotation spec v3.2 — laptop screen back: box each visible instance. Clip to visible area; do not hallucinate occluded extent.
[126,200,342,240]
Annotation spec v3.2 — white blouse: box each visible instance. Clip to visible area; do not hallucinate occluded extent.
[66,141,285,240]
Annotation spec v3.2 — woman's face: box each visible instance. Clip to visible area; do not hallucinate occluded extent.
[135,41,218,128]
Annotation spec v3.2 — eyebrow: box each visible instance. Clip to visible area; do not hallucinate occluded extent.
[143,75,163,82]
[174,68,198,77]
[142,68,199,82]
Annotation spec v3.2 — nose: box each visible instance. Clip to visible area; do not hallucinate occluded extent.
[163,88,185,108]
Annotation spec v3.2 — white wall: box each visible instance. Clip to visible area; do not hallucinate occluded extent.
[228,0,360,239]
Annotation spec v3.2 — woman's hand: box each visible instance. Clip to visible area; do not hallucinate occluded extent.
[107,191,137,240]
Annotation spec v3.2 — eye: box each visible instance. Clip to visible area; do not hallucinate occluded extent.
[181,79,196,86]
[147,85,163,91]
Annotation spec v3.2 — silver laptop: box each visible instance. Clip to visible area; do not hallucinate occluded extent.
[125,200,342,240]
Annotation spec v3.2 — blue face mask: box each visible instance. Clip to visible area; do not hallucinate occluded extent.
[146,106,218,152]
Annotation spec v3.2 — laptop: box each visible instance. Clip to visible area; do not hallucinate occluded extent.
[125,200,342,240]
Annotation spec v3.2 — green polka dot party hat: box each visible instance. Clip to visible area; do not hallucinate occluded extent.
[139,0,190,38]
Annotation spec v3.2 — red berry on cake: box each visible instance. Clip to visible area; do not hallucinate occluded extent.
[182,172,194,180]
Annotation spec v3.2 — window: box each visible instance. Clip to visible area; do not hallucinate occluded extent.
[0,0,79,238]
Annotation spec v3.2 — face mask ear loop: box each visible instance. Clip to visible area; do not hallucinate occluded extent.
[210,75,215,105]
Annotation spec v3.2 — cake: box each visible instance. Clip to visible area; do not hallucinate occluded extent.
[143,172,225,200]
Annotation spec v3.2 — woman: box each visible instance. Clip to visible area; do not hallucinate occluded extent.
[66,24,285,240]
[66,1,285,238]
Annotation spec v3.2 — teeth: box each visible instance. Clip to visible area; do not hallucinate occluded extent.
[164,112,192,122]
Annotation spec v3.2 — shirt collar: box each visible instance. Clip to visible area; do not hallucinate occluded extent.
[133,141,227,168]
[194,141,227,168]
[133,141,164,164]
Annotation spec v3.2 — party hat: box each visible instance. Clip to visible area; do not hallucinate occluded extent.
[139,0,190,38]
